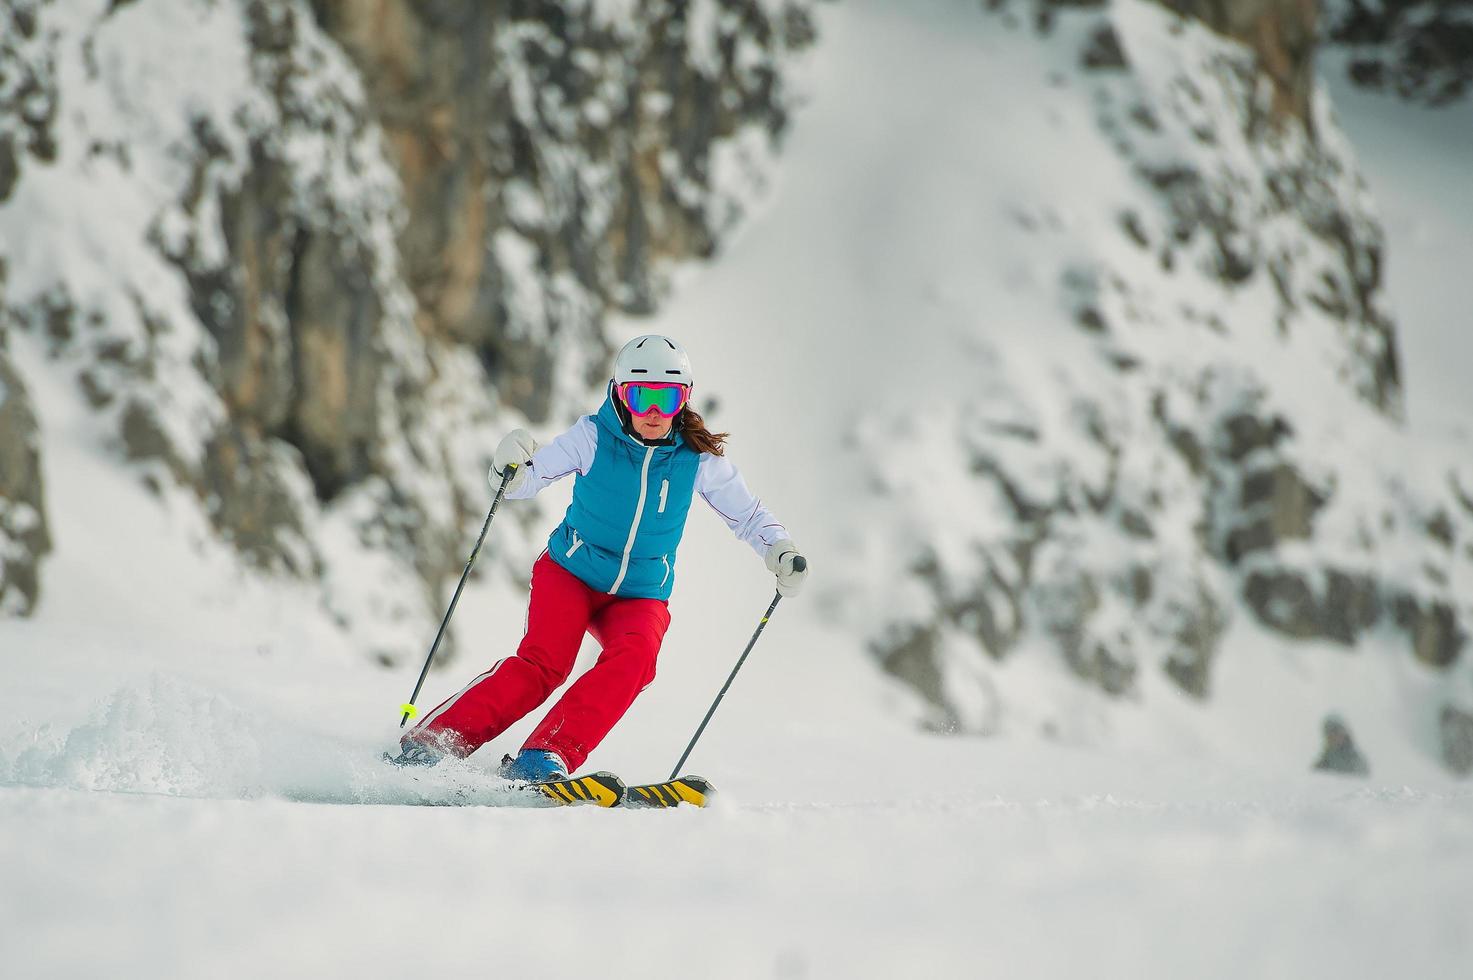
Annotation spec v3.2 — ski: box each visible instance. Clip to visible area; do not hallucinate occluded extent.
[522,771,626,808]
[381,749,709,809]
[620,775,715,809]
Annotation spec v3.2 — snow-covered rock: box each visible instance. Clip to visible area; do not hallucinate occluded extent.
[0,335,51,615]
[0,0,812,662]
[1325,0,1473,106]
[841,0,1473,771]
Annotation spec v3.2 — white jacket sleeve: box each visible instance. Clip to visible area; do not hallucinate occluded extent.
[505,416,598,499]
[695,453,789,558]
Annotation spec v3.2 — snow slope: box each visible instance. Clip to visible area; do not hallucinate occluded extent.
[3,1,1472,977]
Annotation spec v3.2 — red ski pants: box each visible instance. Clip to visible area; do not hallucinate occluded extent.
[406,552,670,771]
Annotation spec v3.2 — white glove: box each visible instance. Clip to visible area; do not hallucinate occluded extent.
[489,428,539,494]
[764,538,808,597]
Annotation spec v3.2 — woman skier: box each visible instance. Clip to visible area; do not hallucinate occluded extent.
[389,334,807,782]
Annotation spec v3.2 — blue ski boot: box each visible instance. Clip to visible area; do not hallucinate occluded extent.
[497,749,568,783]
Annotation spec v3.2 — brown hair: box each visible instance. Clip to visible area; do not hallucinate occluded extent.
[677,406,729,456]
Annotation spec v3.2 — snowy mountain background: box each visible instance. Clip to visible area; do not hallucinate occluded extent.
[3,0,1473,977]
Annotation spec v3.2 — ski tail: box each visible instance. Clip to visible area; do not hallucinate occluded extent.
[528,772,626,807]
[622,775,714,809]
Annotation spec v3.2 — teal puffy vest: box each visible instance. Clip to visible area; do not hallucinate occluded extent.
[546,392,701,599]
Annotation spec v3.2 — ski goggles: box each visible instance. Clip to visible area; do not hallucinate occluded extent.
[618,381,690,418]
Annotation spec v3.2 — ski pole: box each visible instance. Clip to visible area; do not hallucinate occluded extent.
[398,464,517,727]
[669,556,806,779]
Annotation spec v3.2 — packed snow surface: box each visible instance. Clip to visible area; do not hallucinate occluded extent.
[4,1,1472,977]
[4,641,1471,979]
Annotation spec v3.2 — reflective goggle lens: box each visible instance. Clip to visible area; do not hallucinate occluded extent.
[621,382,688,417]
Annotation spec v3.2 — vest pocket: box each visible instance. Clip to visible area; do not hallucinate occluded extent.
[565,529,584,558]
[658,479,670,514]
[660,555,671,588]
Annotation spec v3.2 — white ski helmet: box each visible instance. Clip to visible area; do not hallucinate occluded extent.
[613,334,693,387]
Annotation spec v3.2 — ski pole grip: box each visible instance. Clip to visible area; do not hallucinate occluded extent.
[791,556,807,573]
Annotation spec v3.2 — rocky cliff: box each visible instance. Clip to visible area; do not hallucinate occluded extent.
[0,0,813,657]
[1325,0,1473,105]
[849,0,1473,772]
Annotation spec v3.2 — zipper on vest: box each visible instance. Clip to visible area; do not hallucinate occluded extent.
[660,555,671,588]
[609,446,654,594]
[658,479,669,514]
[564,529,584,559]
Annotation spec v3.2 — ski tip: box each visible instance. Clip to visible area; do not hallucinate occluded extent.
[585,771,627,804]
[529,771,626,807]
[623,775,716,809]
[676,775,714,800]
